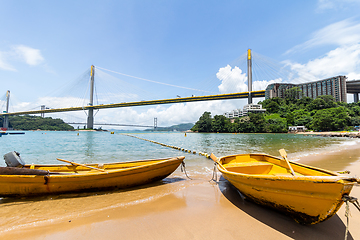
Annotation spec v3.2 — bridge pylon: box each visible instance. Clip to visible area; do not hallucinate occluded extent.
[87,65,95,129]
[2,90,10,129]
[247,49,252,104]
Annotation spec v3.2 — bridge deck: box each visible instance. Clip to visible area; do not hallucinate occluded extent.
[0,90,265,116]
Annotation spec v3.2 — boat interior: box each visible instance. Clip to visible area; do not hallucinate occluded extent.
[219,154,336,176]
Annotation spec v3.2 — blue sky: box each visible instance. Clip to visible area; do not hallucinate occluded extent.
[1,0,360,128]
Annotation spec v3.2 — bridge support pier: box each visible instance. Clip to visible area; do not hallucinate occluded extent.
[2,90,10,129]
[354,93,359,103]
[87,65,95,129]
[87,108,94,129]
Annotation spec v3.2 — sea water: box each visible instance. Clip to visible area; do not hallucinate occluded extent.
[0,130,357,167]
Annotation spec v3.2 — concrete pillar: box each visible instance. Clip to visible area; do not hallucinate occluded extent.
[87,65,95,129]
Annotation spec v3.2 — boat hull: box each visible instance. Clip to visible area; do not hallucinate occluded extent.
[0,156,185,197]
[217,154,357,224]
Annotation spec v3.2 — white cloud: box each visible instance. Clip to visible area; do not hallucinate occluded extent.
[217,65,248,93]
[92,100,244,128]
[317,0,360,11]
[283,17,360,85]
[0,45,44,71]
[286,18,360,54]
[285,44,360,82]
[13,45,44,66]
[217,65,282,93]
[0,51,16,71]
[253,78,281,91]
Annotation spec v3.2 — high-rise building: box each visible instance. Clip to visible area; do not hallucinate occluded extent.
[265,76,347,102]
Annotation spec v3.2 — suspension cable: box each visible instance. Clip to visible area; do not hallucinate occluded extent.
[95,66,216,94]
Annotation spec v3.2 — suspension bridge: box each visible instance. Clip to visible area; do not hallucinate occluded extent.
[0,49,266,129]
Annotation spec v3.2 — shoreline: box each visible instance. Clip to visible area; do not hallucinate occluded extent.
[1,142,360,239]
[297,131,360,138]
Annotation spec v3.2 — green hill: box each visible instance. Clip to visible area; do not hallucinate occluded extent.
[1,115,74,131]
[145,123,194,132]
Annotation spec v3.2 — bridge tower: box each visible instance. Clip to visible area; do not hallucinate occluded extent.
[3,90,10,129]
[154,117,157,130]
[87,65,95,129]
[247,49,252,104]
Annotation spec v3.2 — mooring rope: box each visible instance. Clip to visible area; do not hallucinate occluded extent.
[342,195,360,240]
[180,161,192,180]
[210,162,218,183]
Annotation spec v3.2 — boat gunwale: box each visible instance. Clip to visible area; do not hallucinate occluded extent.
[217,153,358,183]
[0,156,185,178]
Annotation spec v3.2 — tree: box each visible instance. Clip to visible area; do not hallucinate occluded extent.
[317,95,337,108]
[259,97,285,113]
[286,112,295,126]
[292,109,312,128]
[213,115,232,133]
[264,114,287,133]
[248,113,266,132]
[191,112,213,132]
[236,117,255,133]
[311,107,350,131]
[285,87,302,104]
[261,100,280,114]
[297,96,313,108]
[8,115,74,131]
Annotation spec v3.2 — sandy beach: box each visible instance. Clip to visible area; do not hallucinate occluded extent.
[1,141,360,240]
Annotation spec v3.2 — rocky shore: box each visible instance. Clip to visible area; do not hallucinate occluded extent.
[297,131,360,138]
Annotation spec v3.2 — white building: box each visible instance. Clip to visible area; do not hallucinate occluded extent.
[224,104,266,119]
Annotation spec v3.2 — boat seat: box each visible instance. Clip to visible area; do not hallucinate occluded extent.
[224,162,273,174]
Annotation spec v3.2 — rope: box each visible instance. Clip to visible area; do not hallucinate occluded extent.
[210,162,218,183]
[121,133,216,180]
[342,195,360,240]
[121,133,211,159]
[180,161,192,179]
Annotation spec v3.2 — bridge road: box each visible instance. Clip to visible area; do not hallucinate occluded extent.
[0,90,266,117]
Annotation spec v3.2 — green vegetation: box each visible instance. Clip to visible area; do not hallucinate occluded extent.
[1,115,74,131]
[145,123,194,132]
[191,88,360,133]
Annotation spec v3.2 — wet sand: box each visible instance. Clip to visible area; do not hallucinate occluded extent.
[1,144,360,240]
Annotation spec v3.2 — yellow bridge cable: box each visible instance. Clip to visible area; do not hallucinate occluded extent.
[121,133,211,159]
[95,66,217,94]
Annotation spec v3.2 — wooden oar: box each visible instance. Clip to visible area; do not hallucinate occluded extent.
[210,153,218,162]
[56,158,108,173]
[279,149,295,176]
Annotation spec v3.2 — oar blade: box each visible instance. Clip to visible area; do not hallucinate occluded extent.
[278,149,295,176]
[279,149,287,159]
[210,153,218,162]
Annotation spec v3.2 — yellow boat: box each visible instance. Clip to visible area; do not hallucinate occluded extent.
[0,156,185,197]
[213,152,359,224]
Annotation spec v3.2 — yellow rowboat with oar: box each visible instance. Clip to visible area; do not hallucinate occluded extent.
[0,156,185,197]
[211,151,359,224]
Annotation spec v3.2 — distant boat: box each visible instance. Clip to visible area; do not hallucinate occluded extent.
[0,156,185,197]
[8,132,25,135]
[0,131,8,136]
[212,152,359,224]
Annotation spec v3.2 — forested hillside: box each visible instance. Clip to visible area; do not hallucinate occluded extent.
[191,88,360,133]
[1,115,74,131]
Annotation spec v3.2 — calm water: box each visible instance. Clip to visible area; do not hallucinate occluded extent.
[0,130,357,168]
